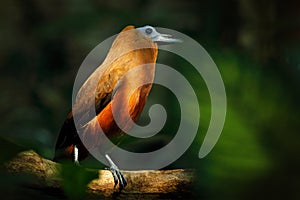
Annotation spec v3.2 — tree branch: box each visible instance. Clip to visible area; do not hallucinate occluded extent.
[4,150,195,199]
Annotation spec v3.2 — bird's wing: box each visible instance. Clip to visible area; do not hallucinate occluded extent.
[55,49,129,153]
[54,90,113,147]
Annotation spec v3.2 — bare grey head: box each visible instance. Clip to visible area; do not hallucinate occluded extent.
[136,25,182,45]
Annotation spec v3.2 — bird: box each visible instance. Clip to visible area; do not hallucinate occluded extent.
[53,25,181,190]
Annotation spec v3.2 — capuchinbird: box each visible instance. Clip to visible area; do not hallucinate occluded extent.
[54,25,181,190]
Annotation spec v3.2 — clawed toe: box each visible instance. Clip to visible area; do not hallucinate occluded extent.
[105,154,127,191]
[109,166,127,191]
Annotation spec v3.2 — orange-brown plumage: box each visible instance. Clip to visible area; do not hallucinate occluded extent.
[54,25,158,161]
[54,25,180,189]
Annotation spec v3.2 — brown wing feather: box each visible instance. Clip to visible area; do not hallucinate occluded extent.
[53,91,113,161]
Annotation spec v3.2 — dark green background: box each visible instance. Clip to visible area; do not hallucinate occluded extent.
[0,0,299,199]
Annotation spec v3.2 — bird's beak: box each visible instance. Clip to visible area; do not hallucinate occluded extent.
[152,33,182,45]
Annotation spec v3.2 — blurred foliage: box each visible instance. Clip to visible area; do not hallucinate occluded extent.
[0,0,299,199]
[60,163,98,199]
[0,137,25,164]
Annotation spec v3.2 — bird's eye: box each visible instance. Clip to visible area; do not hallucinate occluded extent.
[145,28,153,35]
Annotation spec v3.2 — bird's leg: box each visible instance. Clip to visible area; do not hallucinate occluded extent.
[105,154,127,190]
[73,145,80,166]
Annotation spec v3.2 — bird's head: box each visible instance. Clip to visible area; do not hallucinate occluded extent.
[107,25,180,64]
[136,25,182,45]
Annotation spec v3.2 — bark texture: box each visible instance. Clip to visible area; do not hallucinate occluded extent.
[4,150,195,199]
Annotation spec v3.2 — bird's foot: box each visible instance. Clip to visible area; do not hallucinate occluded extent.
[105,154,127,191]
[106,164,127,191]
[74,160,80,166]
